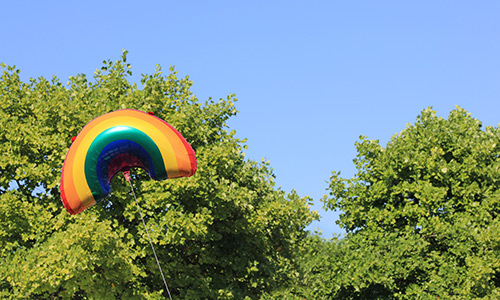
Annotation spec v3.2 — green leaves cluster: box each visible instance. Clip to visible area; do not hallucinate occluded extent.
[329,108,500,234]
[273,107,500,299]
[0,52,318,299]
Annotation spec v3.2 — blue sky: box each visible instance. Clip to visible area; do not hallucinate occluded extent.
[1,1,499,236]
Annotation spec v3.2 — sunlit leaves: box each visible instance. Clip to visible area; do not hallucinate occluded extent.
[318,107,500,299]
[0,52,317,299]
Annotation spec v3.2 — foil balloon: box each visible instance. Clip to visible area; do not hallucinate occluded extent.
[60,109,197,214]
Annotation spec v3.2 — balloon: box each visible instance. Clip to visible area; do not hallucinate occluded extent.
[60,109,197,214]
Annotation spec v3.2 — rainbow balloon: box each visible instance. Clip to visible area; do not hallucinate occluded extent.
[60,109,197,215]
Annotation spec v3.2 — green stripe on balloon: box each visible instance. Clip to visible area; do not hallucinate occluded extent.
[84,126,167,200]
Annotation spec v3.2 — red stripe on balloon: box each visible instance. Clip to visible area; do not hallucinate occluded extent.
[60,157,77,214]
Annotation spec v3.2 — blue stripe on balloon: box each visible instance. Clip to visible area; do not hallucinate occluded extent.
[96,139,155,194]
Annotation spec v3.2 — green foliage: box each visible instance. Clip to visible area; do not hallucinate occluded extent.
[316,107,500,299]
[260,234,346,300]
[0,52,318,299]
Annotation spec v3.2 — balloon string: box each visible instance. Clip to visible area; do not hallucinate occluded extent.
[124,171,174,300]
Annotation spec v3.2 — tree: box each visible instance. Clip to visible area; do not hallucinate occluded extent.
[0,52,318,299]
[319,107,500,299]
[259,233,346,300]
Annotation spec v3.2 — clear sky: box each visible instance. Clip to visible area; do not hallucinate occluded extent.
[1,1,499,237]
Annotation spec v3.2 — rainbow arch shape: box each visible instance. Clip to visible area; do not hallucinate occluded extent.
[60,109,197,214]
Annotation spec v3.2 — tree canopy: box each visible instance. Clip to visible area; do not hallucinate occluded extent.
[293,107,500,299]
[4,52,499,300]
[0,52,318,299]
